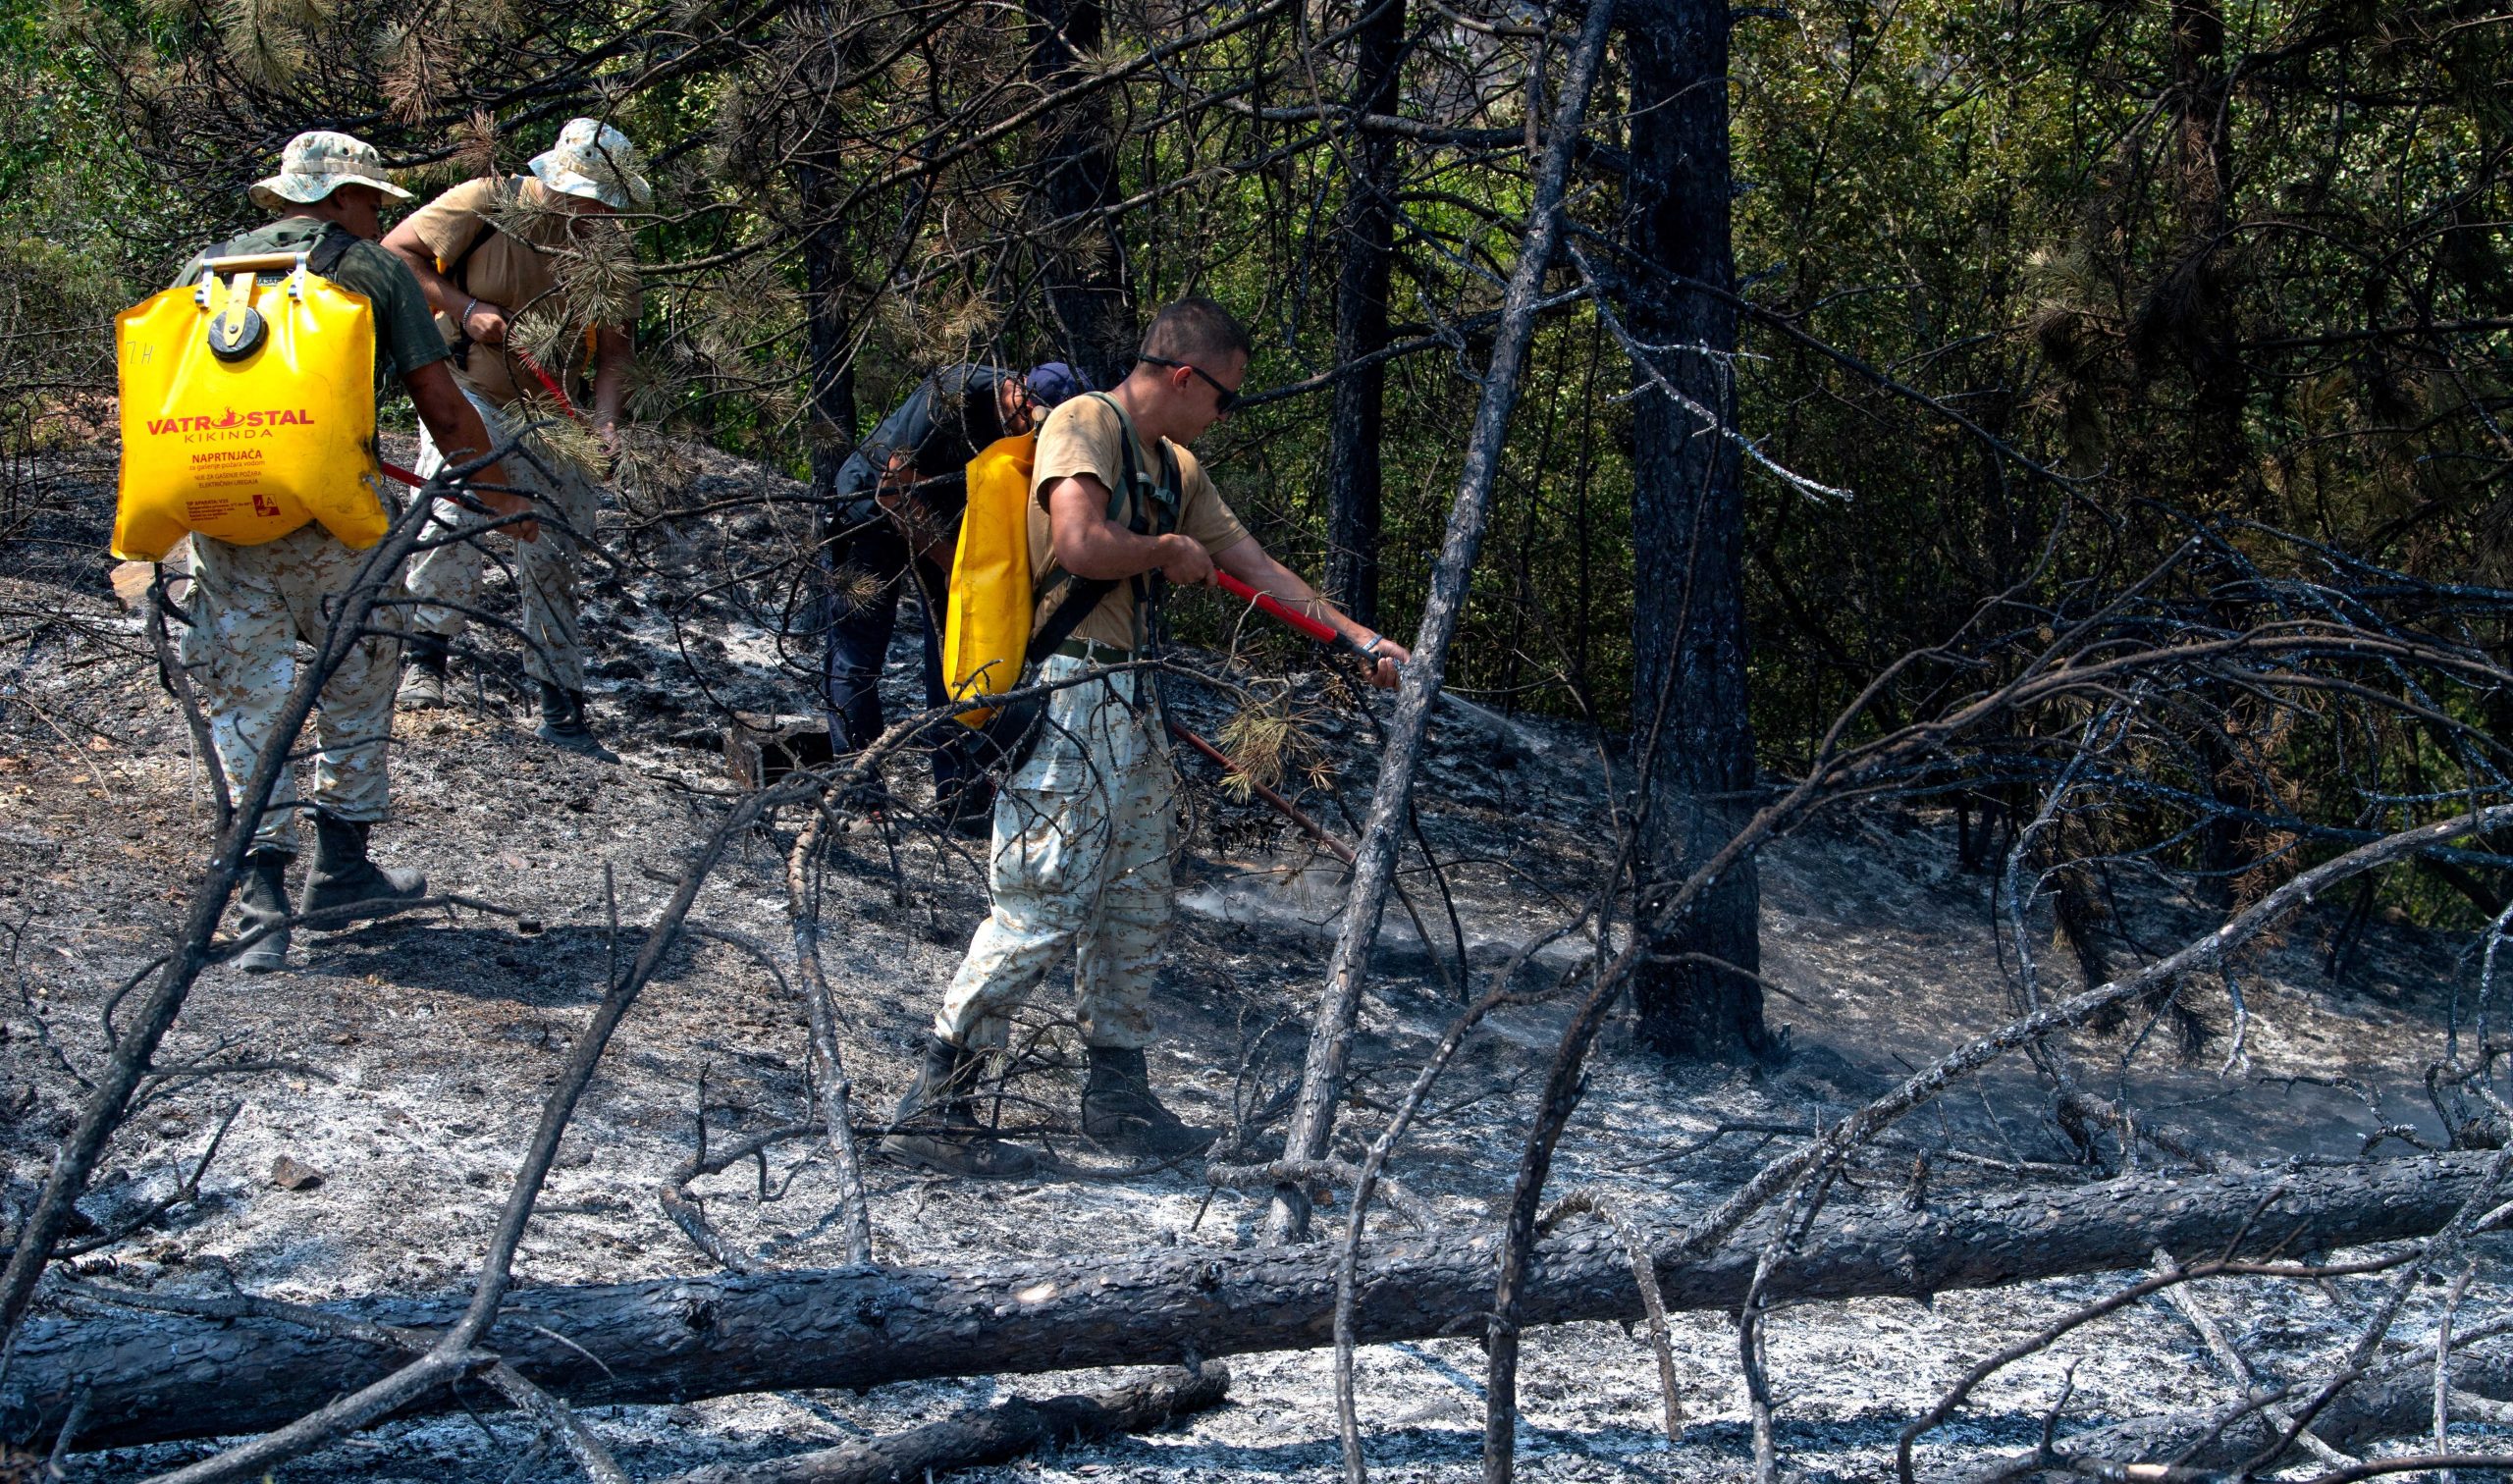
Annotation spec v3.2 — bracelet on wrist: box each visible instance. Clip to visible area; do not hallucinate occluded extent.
[1362,634,1385,657]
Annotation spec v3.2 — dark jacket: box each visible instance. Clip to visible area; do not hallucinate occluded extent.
[829,364,1020,532]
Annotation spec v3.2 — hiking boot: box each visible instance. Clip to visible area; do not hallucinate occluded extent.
[880,1034,1039,1180]
[399,637,452,712]
[536,682,617,763]
[233,849,294,973]
[304,812,428,922]
[1082,1045,1214,1160]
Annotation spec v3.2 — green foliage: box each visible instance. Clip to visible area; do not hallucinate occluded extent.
[0,0,2502,820]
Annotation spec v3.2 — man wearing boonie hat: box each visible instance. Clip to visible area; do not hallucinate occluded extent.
[382,117,650,761]
[172,130,514,972]
[819,362,1088,834]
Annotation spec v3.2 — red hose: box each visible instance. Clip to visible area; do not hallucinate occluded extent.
[510,346,581,419]
[1167,719,1357,866]
[378,344,577,489]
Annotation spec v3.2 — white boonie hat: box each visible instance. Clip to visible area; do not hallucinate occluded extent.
[248,131,413,209]
[528,118,654,211]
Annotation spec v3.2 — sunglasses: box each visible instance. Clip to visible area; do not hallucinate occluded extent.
[1140,355,1241,413]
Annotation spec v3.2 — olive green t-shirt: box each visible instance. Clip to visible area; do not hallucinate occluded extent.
[1027,393,1249,651]
[172,217,449,382]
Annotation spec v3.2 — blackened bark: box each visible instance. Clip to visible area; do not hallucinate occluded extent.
[1621,0,1765,1059]
[797,159,859,502]
[2165,0,2260,899]
[1029,0,1131,388]
[662,1365,1229,1484]
[1321,0,1407,628]
[14,1154,2495,1452]
[1266,0,1619,1244]
[2146,0,2241,492]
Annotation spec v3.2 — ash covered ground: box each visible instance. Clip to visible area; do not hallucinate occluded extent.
[3,439,2509,1481]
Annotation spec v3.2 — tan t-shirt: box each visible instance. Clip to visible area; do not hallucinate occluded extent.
[1028,394,1248,651]
[399,176,641,408]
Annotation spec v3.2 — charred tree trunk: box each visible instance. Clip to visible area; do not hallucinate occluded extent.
[663,1365,1229,1484]
[1029,0,1130,387]
[2167,0,2238,486]
[1621,0,1765,1059]
[12,1154,2495,1452]
[1320,0,1407,628]
[797,159,859,502]
[2165,0,2266,905]
[1264,0,1618,1244]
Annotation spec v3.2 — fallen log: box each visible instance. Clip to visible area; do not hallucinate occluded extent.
[1952,1348,2513,1482]
[661,1362,1228,1484]
[4,1153,2491,1452]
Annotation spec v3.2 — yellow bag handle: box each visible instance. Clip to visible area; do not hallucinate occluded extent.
[198,251,306,271]
[190,252,314,309]
[216,270,257,343]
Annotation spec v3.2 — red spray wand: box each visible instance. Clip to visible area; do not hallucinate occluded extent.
[1209,571,1542,758]
[1213,571,1352,651]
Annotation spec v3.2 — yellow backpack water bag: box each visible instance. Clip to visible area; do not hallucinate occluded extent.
[113,245,386,561]
[941,432,1040,727]
[941,397,1182,741]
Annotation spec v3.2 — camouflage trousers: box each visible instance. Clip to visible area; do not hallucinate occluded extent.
[402,388,602,692]
[181,522,401,854]
[936,656,1176,1052]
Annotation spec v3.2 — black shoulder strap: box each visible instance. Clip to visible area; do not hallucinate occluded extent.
[1153,445,1179,533]
[441,176,524,291]
[306,221,359,279]
[442,222,491,292]
[1021,397,1176,663]
[1026,575,1121,664]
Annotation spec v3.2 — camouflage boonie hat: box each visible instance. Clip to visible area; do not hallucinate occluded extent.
[248,131,413,209]
[528,118,653,211]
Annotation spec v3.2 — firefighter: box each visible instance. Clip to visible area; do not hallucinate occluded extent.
[883,300,1408,1176]
[383,118,647,761]
[172,131,513,971]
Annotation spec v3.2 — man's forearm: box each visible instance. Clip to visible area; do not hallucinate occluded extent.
[1217,545,1378,648]
[1213,540,1406,688]
[381,229,463,319]
[1054,520,1172,580]
[1046,477,1170,579]
[404,362,527,533]
[409,379,500,482]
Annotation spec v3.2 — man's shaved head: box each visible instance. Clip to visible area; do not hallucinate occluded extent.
[1139,297,1253,366]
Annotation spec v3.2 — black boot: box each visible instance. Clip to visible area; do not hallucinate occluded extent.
[233,850,294,973]
[398,635,452,711]
[880,1034,1039,1180]
[940,779,995,840]
[536,681,617,763]
[1082,1045,1214,1159]
[304,812,428,921]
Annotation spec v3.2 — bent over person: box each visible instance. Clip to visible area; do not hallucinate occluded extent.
[883,299,1409,1177]
[821,361,1086,828]
[175,132,511,971]
[382,118,646,761]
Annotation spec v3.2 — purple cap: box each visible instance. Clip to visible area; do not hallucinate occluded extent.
[1025,362,1091,406]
